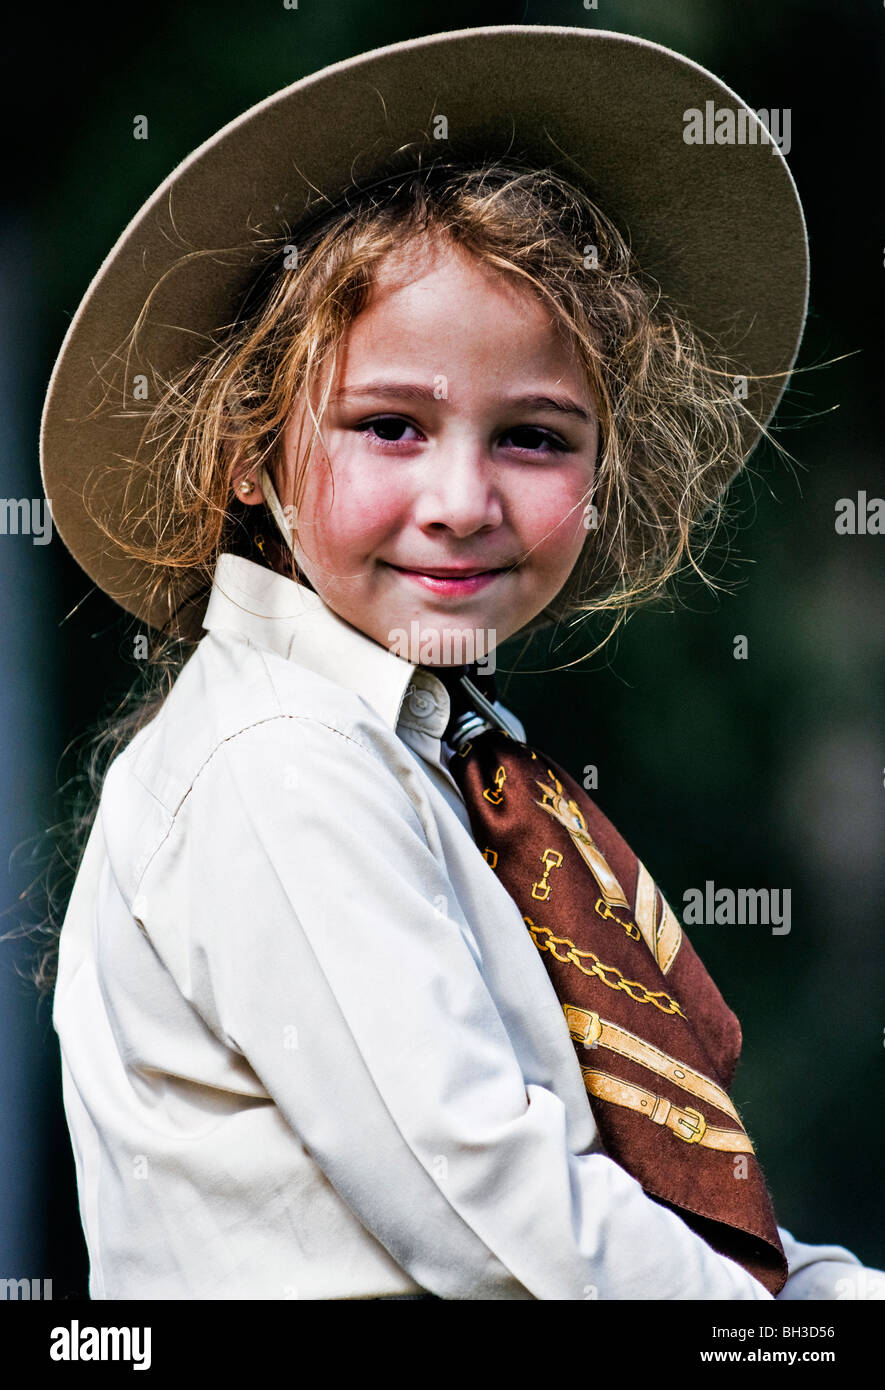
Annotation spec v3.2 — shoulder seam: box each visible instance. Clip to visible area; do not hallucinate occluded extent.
[134,713,414,892]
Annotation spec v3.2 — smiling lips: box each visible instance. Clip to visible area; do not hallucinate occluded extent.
[394,564,503,577]
[386,562,509,595]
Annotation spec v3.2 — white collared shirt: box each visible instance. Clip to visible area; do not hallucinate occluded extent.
[52,553,866,1299]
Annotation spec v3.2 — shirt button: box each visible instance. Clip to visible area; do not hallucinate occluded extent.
[407,686,437,719]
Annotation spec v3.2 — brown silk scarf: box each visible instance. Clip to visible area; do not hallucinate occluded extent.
[437,666,787,1296]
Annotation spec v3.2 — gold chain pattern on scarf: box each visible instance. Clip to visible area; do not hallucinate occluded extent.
[524,916,687,1018]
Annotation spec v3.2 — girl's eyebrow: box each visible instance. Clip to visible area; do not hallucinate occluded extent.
[330,380,594,422]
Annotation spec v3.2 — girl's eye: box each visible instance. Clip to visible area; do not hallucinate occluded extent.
[357,416,422,445]
[501,426,567,454]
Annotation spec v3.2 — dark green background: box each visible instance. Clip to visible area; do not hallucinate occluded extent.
[2,0,882,1296]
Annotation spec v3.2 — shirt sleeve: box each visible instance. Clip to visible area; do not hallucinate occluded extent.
[775,1226,884,1300]
[181,712,775,1301]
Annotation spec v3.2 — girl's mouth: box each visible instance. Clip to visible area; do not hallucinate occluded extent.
[385,563,506,596]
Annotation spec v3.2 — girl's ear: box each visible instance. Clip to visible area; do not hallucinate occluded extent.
[222,394,268,507]
[230,468,267,507]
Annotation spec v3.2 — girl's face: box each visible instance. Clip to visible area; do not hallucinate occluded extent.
[273,236,598,663]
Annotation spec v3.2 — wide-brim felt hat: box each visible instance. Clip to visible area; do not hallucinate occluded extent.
[40,24,809,636]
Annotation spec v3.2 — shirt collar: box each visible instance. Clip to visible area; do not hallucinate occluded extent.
[201,552,451,737]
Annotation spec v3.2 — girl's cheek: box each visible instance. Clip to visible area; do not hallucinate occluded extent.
[314,485,404,553]
[334,468,409,533]
[530,489,592,556]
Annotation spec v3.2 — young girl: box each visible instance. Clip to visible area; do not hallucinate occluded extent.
[38,26,881,1300]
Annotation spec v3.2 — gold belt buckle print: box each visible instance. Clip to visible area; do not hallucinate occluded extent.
[674,1106,707,1144]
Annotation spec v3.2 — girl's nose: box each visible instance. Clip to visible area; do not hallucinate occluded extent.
[411,442,504,536]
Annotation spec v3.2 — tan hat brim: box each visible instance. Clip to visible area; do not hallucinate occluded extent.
[40,24,809,634]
